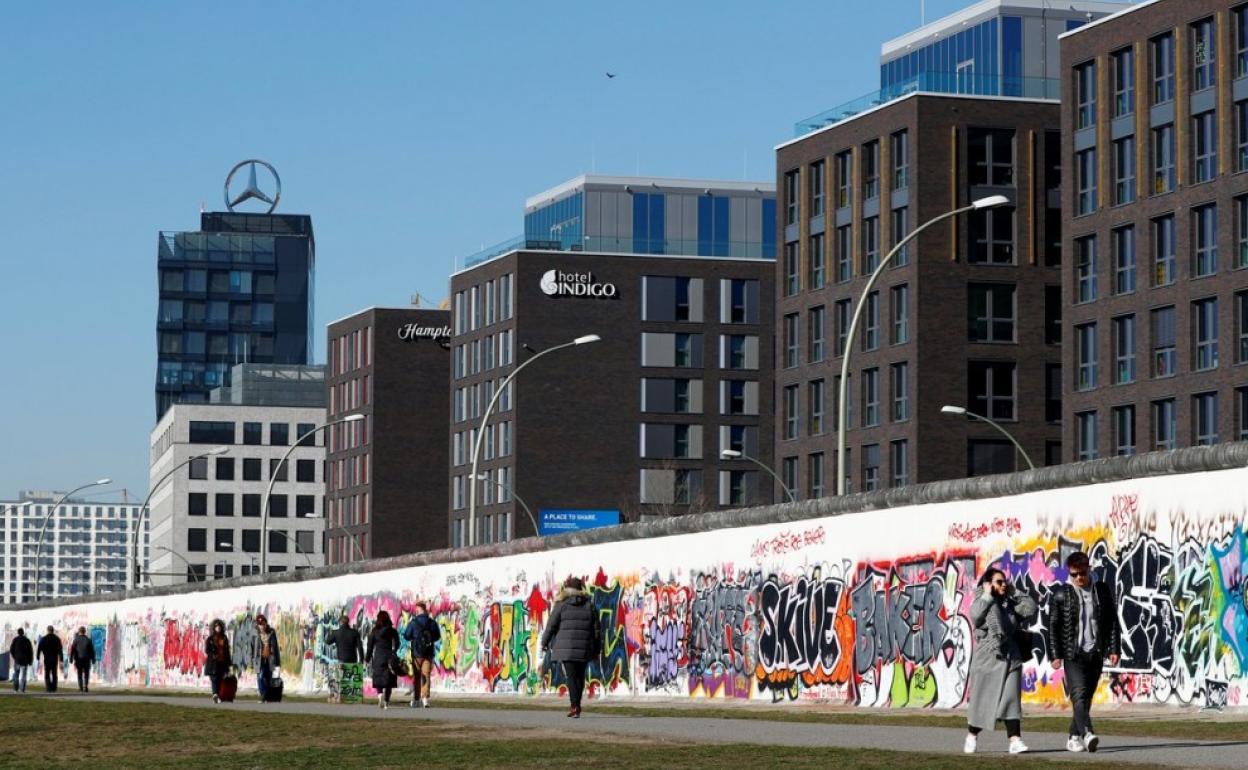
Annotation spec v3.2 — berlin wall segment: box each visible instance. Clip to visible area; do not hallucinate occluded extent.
[3,462,1248,710]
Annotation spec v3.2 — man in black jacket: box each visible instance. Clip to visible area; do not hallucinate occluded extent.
[35,626,64,693]
[326,615,364,704]
[1049,551,1120,753]
[9,628,34,693]
[70,627,96,692]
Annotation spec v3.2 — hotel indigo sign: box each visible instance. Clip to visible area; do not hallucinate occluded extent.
[540,269,618,299]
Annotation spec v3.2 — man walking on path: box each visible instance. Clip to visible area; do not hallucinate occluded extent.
[402,602,440,708]
[36,626,64,693]
[1049,551,1120,753]
[70,627,96,692]
[8,628,34,692]
[326,614,364,703]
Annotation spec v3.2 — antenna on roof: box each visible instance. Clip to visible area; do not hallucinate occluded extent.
[199,201,206,213]
[920,0,925,25]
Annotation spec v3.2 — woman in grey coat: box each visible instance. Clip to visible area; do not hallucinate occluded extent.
[540,576,601,718]
[965,567,1038,755]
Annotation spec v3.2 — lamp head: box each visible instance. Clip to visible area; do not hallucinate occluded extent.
[573,334,601,345]
[720,449,743,459]
[343,413,365,423]
[206,446,229,456]
[971,195,1009,209]
[941,405,967,416]
[95,478,112,486]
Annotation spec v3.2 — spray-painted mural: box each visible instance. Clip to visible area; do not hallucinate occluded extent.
[3,469,1248,710]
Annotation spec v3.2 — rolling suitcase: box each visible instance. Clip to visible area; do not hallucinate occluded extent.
[218,674,237,703]
[265,676,284,703]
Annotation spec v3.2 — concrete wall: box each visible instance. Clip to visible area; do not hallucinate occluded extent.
[2,446,1247,710]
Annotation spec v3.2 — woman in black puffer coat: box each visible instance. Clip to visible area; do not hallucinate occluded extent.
[540,577,601,718]
[365,610,400,709]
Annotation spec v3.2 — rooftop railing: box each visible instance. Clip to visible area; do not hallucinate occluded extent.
[457,235,776,271]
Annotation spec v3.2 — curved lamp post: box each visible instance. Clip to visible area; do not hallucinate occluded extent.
[941,405,1036,471]
[152,545,201,582]
[473,473,538,537]
[720,449,797,503]
[467,334,600,546]
[260,414,363,573]
[837,194,1010,495]
[130,446,228,590]
[34,479,111,601]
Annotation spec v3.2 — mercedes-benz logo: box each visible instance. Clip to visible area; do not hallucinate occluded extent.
[224,159,281,214]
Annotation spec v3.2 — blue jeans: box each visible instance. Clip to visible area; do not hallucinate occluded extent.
[12,665,29,692]
[257,662,272,700]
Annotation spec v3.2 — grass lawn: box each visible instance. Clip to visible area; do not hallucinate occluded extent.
[0,697,1172,770]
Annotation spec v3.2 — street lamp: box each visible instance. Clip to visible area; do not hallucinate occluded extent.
[472,473,538,537]
[467,334,600,546]
[130,446,228,590]
[34,479,111,601]
[720,450,797,503]
[837,194,1009,495]
[940,404,1036,471]
[260,414,363,573]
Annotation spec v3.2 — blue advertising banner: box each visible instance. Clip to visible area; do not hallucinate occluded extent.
[538,508,621,536]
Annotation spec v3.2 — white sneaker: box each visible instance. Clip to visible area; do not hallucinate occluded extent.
[409,697,417,708]
[378,694,385,710]
[1066,736,1085,752]
[1008,739,1029,754]
[421,697,430,708]
[963,734,977,754]
[1083,732,1099,753]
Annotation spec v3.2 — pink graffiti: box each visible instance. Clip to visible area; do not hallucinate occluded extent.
[750,526,826,560]
[162,620,205,675]
[1109,493,1140,540]
[947,517,1023,544]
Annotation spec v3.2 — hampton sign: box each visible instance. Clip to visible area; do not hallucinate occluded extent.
[397,324,452,341]
[540,269,618,299]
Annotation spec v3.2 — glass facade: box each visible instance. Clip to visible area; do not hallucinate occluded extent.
[156,213,315,420]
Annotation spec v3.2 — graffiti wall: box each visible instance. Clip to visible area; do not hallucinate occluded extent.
[3,467,1248,710]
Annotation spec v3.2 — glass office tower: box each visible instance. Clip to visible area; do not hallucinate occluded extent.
[155,212,315,420]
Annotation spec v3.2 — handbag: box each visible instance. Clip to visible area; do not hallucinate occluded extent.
[389,656,409,678]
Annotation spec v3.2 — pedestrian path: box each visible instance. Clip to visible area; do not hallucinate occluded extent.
[7,690,1245,767]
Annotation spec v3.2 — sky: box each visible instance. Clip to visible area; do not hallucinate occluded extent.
[0,0,1129,501]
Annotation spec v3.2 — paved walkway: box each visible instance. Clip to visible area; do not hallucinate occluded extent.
[6,690,1246,767]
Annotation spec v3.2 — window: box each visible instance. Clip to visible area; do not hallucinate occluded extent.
[784,242,799,296]
[1113,226,1136,294]
[968,283,1015,342]
[215,529,235,553]
[783,385,799,440]
[1194,392,1219,445]
[968,440,1015,476]
[1113,137,1135,205]
[809,306,826,363]
[1113,405,1136,456]
[189,421,234,445]
[808,380,825,435]
[810,161,825,218]
[1152,306,1177,377]
[1152,33,1175,104]
[1153,399,1177,450]
[781,457,798,502]
[968,361,1016,420]
[784,170,799,225]
[721,470,750,506]
[1075,61,1097,129]
[188,493,207,516]
[243,422,262,445]
[1112,47,1135,117]
[722,381,754,418]
[1194,204,1218,276]
[1045,286,1062,344]
[1113,315,1136,384]
[269,495,288,517]
[188,457,207,480]
[1239,291,1248,363]
[784,314,799,368]
[673,333,699,367]
[1193,111,1218,183]
[892,130,909,189]
[1075,236,1098,303]
[1152,124,1176,194]
[1076,322,1098,391]
[808,233,825,289]
[891,362,909,421]
[214,493,233,517]
[187,529,207,553]
[1192,18,1216,91]
[724,278,758,323]
[835,300,850,356]
[890,440,909,487]
[269,459,288,482]
[242,494,260,517]
[891,207,910,266]
[969,128,1014,186]
[1153,215,1175,286]
[269,423,288,446]
[862,292,879,351]
[1046,364,1062,423]
[862,368,879,427]
[1238,5,1248,77]
[215,457,234,481]
[835,225,852,282]
[969,207,1014,263]
[296,459,316,483]
[1194,297,1219,371]
[1237,102,1248,172]
[862,444,880,492]
[1076,149,1097,214]
[1240,388,1248,440]
[835,150,852,208]
[243,458,261,481]
[268,530,288,554]
[862,217,880,273]
[808,453,825,499]
[242,529,261,553]
[1076,411,1098,460]
[724,334,753,369]
[891,285,909,344]
[296,530,315,556]
[863,141,880,200]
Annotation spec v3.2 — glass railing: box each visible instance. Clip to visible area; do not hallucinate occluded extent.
[795,72,1061,136]
[458,235,776,270]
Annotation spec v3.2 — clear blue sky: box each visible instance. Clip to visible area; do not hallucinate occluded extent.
[0,0,1076,500]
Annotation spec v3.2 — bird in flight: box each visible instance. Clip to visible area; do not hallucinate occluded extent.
[606,72,617,79]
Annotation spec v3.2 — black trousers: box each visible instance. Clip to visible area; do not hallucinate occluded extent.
[969,719,1020,738]
[75,663,90,690]
[208,670,225,696]
[43,662,58,692]
[562,661,588,708]
[1064,652,1103,737]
